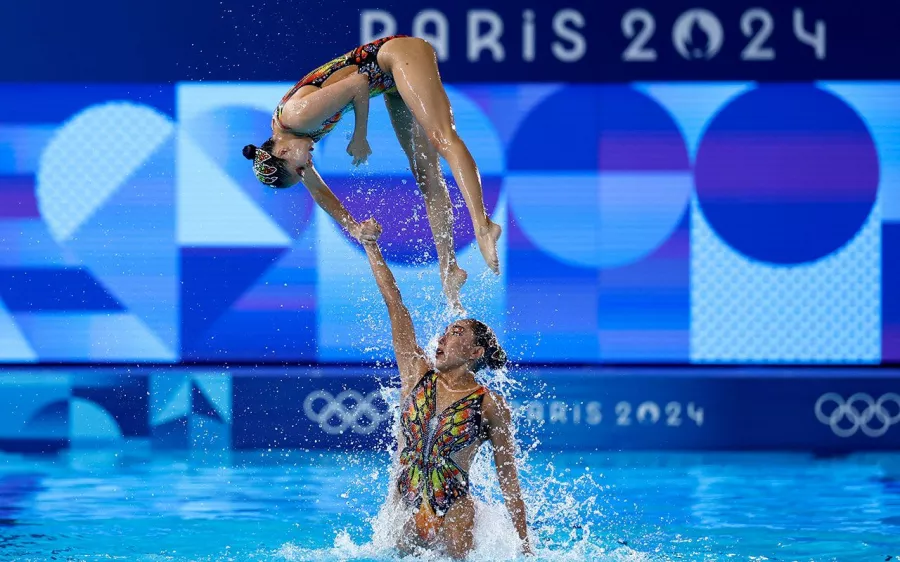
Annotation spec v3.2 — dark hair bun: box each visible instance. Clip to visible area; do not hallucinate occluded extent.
[467,319,508,371]
[242,144,257,160]
[487,347,508,370]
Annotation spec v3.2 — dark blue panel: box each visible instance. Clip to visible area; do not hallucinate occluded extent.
[232,370,395,451]
[1,367,899,452]
[695,202,875,265]
[180,248,287,347]
[152,418,190,450]
[0,268,124,312]
[0,0,897,82]
[0,85,176,123]
[0,440,68,454]
[510,368,900,452]
[182,311,317,362]
[229,366,900,452]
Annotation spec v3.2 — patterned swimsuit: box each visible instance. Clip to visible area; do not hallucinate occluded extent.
[397,370,486,517]
[272,35,408,142]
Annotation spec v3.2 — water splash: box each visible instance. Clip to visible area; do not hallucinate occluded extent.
[271,358,658,560]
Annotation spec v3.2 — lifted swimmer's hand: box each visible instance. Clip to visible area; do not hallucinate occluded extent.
[347,134,372,167]
[358,217,382,243]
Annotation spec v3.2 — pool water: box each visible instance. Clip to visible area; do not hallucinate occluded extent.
[2,449,899,561]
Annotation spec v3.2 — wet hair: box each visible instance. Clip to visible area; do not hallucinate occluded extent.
[467,319,508,371]
[243,139,292,188]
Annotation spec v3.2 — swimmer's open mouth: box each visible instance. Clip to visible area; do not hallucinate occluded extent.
[436,348,445,357]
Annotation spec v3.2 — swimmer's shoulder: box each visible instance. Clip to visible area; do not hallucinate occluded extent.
[481,389,513,427]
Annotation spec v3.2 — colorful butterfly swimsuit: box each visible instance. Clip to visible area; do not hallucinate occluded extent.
[272,35,408,142]
[397,370,487,517]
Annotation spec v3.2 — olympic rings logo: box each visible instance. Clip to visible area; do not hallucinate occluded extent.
[303,390,390,435]
[814,393,900,438]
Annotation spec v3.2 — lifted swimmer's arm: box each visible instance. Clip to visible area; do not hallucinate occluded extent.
[360,231,430,392]
[485,392,533,555]
[300,165,362,241]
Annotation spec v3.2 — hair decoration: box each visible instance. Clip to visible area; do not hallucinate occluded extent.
[253,148,278,185]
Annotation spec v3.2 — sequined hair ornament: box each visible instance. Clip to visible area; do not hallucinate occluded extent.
[243,144,278,185]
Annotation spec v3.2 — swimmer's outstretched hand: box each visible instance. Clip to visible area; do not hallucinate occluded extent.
[358,217,382,243]
[347,134,372,167]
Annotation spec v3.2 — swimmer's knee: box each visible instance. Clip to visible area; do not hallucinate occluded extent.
[408,36,436,54]
[426,127,461,155]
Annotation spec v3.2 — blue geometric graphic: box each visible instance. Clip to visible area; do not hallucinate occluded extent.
[505,85,691,362]
[151,372,232,449]
[177,83,295,247]
[68,398,124,444]
[176,83,318,361]
[695,85,879,265]
[177,133,292,247]
[12,314,173,361]
[0,373,148,451]
[72,374,149,437]
[37,102,174,242]
[0,299,36,361]
[883,223,900,361]
[0,81,898,364]
[180,247,288,351]
[818,83,900,223]
[23,401,70,439]
[635,83,752,159]
[691,196,880,363]
[65,136,179,352]
[9,100,182,360]
[505,86,691,269]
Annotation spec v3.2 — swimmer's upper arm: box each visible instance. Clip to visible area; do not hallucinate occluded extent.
[361,242,430,392]
[386,299,430,394]
[485,392,517,467]
[279,73,368,132]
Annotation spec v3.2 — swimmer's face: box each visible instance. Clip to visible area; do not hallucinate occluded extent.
[270,135,314,188]
[435,321,484,371]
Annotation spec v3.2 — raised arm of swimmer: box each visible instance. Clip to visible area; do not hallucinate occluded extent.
[358,217,532,557]
[358,218,429,392]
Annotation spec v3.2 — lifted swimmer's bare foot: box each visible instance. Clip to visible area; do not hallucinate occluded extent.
[476,220,502,275]
[442,264,468,313]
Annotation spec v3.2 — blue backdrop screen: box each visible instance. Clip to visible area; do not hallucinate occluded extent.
[1,81,898,364]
